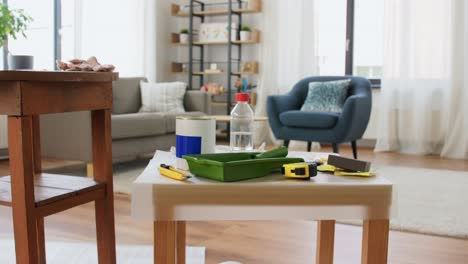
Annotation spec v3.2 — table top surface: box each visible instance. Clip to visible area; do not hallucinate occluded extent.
[0,70,118,82]
[210,115,268,122]
[131,150,394,221]
[135,151,391,188]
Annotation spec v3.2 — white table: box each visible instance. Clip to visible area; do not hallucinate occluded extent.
[132,151,393,264]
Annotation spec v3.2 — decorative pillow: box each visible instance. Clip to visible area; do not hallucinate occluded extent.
[139,81,186,113]
[300,79,351,113]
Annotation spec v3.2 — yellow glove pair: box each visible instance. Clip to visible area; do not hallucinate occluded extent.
[317,164,375,177]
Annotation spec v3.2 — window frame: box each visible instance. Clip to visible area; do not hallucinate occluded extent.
[1,0,61,70]
[345,0,381,89]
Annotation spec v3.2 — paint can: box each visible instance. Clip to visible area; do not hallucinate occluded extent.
[176,116,216,168]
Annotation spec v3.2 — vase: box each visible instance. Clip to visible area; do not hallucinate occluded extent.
[8,55,34,70]
[180,33,189,44]
[240,31,251,41]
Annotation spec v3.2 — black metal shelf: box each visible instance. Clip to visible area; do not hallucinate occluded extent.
[173,0,260,117]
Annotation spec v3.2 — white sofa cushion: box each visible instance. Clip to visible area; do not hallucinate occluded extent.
[139,81,186,113]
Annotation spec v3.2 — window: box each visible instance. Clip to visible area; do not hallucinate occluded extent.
[7,0,54,70]
[316,0,347,75]
[352,0,384,81]
[60,0,75,61]
[2,0,144,76]
[79,0,144,77]
[316,0,384,87]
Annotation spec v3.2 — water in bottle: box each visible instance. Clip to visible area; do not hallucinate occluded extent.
[230,93,254,151]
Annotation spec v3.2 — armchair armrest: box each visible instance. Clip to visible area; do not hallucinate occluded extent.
[267,94,302,139]
[334,95,372,142]
[184,91,212,114]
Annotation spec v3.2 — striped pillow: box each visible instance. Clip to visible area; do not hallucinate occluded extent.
[139,81,186,113]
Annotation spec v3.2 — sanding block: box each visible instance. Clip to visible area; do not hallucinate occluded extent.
[327,155,371,172]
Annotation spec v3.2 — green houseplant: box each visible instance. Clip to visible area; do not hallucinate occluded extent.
[240,25,252,41]
[0,3,33,69]
[179,28,189,44]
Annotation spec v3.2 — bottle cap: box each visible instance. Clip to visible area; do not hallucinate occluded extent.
[236,93,249,102]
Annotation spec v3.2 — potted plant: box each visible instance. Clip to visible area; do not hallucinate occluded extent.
[179,28,189,44]
[240,25,252,41]
[0,3,33,70]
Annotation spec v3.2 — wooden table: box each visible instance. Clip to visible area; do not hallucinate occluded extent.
[0,71,118,264]
[132,151,393,264]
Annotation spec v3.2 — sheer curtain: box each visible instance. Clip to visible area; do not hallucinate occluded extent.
[254,0,318,145]
[375,0,468,159]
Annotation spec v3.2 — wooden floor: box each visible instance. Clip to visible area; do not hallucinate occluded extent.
[0,146,467,263]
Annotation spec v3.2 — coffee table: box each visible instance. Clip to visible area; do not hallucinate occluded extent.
[132,151,393,264]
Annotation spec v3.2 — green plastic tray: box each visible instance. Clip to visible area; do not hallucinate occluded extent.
[183,152,304,182]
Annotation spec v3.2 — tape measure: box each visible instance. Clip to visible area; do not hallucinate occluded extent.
[281,162,317,179]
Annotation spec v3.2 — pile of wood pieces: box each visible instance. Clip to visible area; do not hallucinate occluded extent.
[56,56,115,72]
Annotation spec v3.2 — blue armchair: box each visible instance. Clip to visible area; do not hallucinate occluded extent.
[267,76,372,158]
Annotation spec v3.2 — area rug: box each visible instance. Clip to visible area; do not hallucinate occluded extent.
[47,160,468,239]
[0,238,205,264]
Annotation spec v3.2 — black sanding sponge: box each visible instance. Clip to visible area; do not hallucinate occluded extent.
[327,155,371,172]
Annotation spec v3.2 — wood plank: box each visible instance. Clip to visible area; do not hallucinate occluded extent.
[316,220,335,264]
[91,109,117,264]
[175,8,261,17]
[362,219,389,264]
[0,173,104,207]
[36,187,105,217]
[154,221,177,263]
[8,116,39,264]
[32,115,42,173]
[0,81,21,115]
[0,71,118,82]
[36,217,46,264]
[20,81,113,115]
[177,221,186,264]
[174,39,259,46]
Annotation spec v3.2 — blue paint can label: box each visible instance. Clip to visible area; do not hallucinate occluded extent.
[176,135,202,158]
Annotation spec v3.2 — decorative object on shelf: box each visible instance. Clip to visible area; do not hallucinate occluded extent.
[235,77,257,93]
[241,61,258,74]
[240,25,252,41]
[210,63,218,70]
[200,23,237,42]
[56,56,115,72]
[200,83,224,95]
[179,28,189,44]
[0,3,33,70]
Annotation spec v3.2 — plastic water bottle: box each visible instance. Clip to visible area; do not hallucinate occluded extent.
[230,93,254,151]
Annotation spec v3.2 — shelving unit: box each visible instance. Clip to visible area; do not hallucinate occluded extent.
[171,0,261,116]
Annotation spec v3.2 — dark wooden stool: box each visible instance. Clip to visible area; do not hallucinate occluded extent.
[0,71,118,264]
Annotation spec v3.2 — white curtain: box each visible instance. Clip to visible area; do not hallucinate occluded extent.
[254,0,318,146]
[375,0,468,159]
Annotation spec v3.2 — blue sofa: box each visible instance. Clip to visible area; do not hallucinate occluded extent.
[267,76,372,158]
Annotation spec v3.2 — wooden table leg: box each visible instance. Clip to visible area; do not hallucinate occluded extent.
[37,218,46,264]
[362,219,389,264]
[32,115,47,264]
[316,220,335,264]
[8,116,39,264]
[154,221,186,264]
[91,110,117,264]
